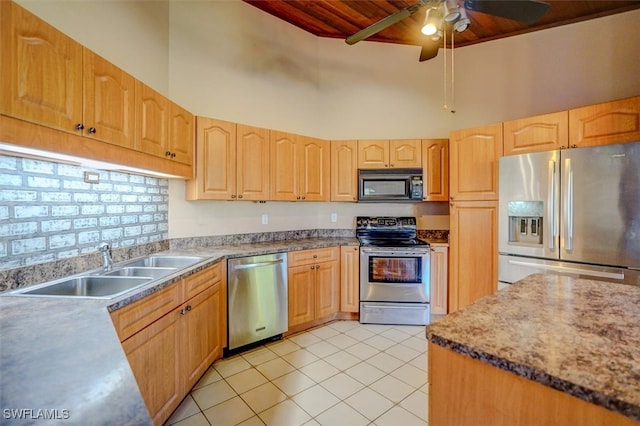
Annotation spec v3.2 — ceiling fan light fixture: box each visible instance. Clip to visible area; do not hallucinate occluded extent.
[453,8,470,32]
[421,7,440,36]
[443,0,462,24]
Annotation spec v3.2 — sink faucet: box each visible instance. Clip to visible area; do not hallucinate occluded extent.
[98,242,113,271]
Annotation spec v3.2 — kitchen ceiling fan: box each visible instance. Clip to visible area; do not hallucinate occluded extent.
[345,0,551,62]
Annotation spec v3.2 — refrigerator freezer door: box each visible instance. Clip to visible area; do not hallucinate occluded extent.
[560,142,640,268]
[499,150,560,259]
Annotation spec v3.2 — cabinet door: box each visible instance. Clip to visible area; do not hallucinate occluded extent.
[358,140,389,169]
[503,111,568,155]
[429,245,448,315]
[271,131,299,201]
[389,139,422,168]
[186,117,236,200]
[288,265,315,327]
[340,246,359,313]
[237,124,270,200]
[181,282,223,391]
[122,309,182,426]
[422,139,449,201]
[315,261,340,319]
[135,81,170,158]
[169,102,194,166]
[300,136,330,201]
[449,201,498,312]
[0,1,83,133]
[569,96,640,148]
[83,49,135,148]
[449,124,503,201]
[331,140,358,202]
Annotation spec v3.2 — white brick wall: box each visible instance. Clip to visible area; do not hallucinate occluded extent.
[0,155,169,269]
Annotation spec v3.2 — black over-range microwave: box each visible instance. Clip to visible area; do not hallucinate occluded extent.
[358,168,423,202]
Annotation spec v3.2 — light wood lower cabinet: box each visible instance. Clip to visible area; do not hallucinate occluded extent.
[429,244,448,316]
[287,247,340,332]
[111,262,225,426]
[340,246,359,313]
[449,201,498,313]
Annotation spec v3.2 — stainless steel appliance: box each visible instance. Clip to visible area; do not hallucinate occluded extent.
[358,169,423,202]
[227,253,288,352]
[499,142,640,287]
[357,216,430,325]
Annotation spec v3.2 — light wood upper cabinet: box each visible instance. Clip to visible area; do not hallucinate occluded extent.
[271,131,329,201]
[421,139,449,201]
[0,2,194,177]
[390,139,422,168]
[136,81,169,158]
[300,136,330,201]
[83,49,136,148]
[449,124,503,201]
[340,246,359,313]
[330,140,358,202]
[429,244,448,316]
[448,201,498,313]
[0,1,83,132]
[358,139,422,169]
[169,102,194,166]
[503,111,568,155]
[569,96,640,148]
[237,124,271,200]
[186,117,236,200]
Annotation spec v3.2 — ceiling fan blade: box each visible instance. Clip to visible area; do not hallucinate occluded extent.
[346,3,424,45]
[463,0,550,25]
[419,38,440,62]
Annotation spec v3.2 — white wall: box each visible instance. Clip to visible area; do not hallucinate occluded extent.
[12,1,640,238]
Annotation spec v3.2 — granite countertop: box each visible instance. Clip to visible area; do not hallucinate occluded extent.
[0,237,357,425]
[426,273,640,421]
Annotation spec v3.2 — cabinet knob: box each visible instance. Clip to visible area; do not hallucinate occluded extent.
[390,164,394,167]
[313,254,318,258]
[180,305,192,315]
[171,152,176,158]
[75,123,84,130]
[231,194,237,199]
[238,195,243,199]
[571,144,578,148]
[87,127,96,134]
[310,266,315,270]
[165,151,171,157]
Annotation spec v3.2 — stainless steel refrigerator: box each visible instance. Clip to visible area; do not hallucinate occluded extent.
[498,142,640,287]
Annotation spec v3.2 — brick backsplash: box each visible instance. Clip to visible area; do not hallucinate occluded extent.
[0,155,169,269]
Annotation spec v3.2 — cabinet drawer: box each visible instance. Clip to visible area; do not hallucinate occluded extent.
[288,247,339,267]
[111,283,182,342]
[184,262,223,300]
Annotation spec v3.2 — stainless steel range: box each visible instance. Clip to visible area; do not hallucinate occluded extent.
[357,216,430,325]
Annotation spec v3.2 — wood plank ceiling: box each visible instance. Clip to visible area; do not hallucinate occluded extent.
[243,1,640,48]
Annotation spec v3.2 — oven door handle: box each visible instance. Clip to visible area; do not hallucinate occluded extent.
[361,248,430,255]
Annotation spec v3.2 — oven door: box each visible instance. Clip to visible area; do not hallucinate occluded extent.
[360,247,430,303]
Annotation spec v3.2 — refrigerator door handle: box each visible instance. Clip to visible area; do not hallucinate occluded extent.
[548,160,557,251]
[564,158,574,251]
[508,259,625,280]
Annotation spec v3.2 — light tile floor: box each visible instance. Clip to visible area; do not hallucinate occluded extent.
[165,320,428,426]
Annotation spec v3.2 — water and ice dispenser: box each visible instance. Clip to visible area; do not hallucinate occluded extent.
[507,201,544,246]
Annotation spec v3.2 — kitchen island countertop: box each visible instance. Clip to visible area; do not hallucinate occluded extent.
[426,273,640,421]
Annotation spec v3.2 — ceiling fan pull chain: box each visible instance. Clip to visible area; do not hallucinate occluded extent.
[443,26,448,111]
[451,29,456,114]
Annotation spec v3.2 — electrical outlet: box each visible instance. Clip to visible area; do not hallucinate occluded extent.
[331,213,337,223]
[261,214,268,225]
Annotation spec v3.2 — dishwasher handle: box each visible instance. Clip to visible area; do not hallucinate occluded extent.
[232,258,284,271]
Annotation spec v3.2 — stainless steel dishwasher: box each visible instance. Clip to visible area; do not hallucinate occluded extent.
[227,252,288,352]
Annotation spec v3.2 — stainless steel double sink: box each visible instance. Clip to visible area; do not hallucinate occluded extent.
[13,255,204,299]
